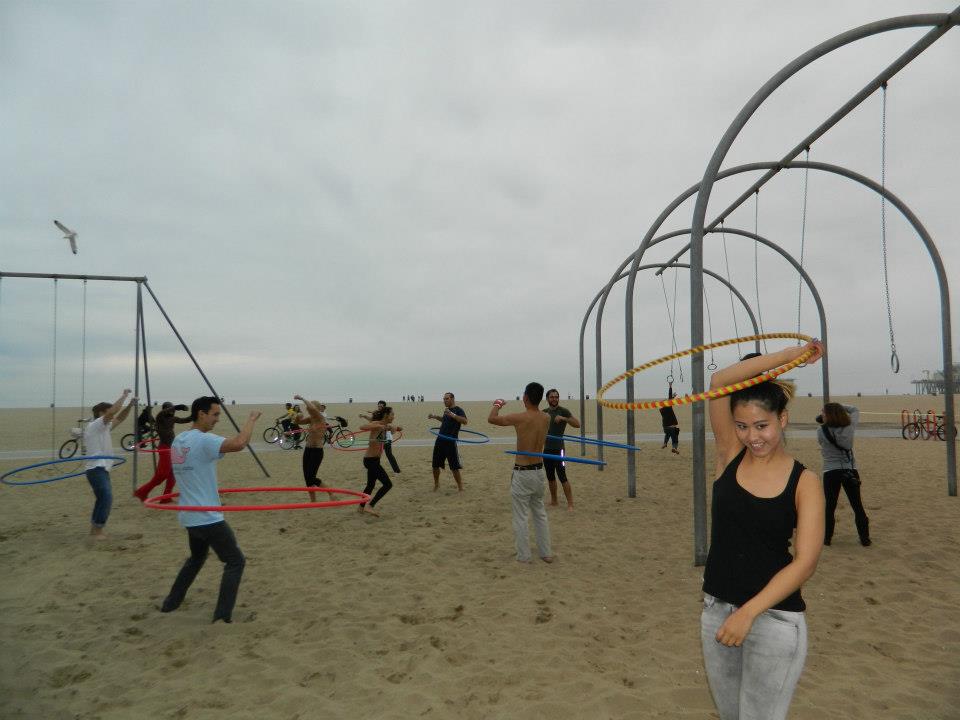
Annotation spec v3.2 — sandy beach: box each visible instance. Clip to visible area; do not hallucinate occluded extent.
[1,395,957,719]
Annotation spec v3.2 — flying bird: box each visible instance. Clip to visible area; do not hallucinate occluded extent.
[53,220,78,255]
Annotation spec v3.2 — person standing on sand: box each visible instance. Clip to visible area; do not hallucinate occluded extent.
[817,403,871,547]
[83,388,137,539]
[428,392,467,492]
[488,382,554,564]
[160,397,260,624]
[357,406,402,517]
[133,401,192,503]
[543,388,580,510]
[360,400,401,474]
[293,394,331,502]
[700,342,825,720]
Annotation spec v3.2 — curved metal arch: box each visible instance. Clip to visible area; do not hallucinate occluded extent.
[577,262,762,460]
[683,12,960,562]
[589,224,830,470]
[594,159,955,549]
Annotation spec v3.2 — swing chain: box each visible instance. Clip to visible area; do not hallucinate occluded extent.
[753,191,767,353]
[796,147,810,343]
[720,221,742,356]
[879,82,899,373]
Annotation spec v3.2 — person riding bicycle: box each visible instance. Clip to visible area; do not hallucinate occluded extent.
[137,406,156,436]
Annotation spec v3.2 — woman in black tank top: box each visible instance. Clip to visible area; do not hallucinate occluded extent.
[700,341,825,720]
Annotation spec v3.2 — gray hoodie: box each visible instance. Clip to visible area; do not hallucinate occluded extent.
[817,405,859,472]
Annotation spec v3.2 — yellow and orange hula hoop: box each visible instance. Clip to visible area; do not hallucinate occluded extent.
[597,332,816,411]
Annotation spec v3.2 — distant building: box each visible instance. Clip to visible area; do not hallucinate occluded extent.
[911,364,959,395]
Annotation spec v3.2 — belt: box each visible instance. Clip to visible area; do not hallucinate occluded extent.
[514,463,544,471]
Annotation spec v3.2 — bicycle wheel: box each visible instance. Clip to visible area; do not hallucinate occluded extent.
[121,433,137,452]
[938,423,956,442]
[58,439,79,459]
[902,423,921,441]
[279,432,297,450]
[334,429,356,448]
[263,426,280,444]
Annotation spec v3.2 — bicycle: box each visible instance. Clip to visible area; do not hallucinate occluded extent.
[324,416,354,448]
[58,418,91,459]
[121,429,159,451]
[902,412,955,441]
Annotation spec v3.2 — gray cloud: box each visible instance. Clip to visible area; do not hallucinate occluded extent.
[2,0,958,409]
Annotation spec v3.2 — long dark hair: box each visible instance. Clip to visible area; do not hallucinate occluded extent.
[821,403,851,428]
[371,406,393,421]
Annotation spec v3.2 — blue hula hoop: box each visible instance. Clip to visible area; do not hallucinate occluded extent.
[547,434,642,452]
[505,450,606,467]
[428,427,490,444]
[1,456,127,486]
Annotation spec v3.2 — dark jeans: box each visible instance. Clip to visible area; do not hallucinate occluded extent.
[85,467,112,527]
[362,457,393,507]
[383,441,401,473]
[824,469,870,544]
[663,426,680,448]
[162,521,245,622]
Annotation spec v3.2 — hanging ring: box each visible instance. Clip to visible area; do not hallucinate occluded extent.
[891,349,900,374]
[666,374,674,384]
[707,362,718,371]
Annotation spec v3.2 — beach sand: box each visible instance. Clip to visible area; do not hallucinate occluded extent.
[0,396,957,719]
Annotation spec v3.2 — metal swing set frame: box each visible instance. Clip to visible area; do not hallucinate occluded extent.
[0,271,270,489]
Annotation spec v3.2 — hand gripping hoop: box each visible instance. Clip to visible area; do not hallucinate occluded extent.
[597,332,816,411]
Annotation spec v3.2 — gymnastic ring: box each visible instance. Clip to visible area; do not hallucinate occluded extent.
[1,456,127,486]
[428,428,490,444]
[597,332,816,411]
[505,450,606,466]
[890,350,900,374]
[143,486,371,511]
[666,374,674,384]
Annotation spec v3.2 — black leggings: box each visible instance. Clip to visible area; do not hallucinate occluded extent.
[163,521,245,623]
[383,441,401,473]
[302,446,324,486]
[824,469,870,543]
[362,457,393,507]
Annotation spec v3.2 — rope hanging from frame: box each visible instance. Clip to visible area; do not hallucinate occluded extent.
[879,82,900,373]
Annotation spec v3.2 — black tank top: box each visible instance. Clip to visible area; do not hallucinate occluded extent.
[702,448,806,612]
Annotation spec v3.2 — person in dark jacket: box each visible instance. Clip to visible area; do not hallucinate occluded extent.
[817,403,871,547]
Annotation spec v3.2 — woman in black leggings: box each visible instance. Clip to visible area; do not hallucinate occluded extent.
[358,407,401,517]
[817,403,871,546]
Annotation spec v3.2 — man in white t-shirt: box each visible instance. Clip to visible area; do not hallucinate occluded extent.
[83,389,136,539]
[160,396,260,624]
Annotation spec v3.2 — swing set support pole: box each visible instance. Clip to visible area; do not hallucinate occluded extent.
[141,281,271,479]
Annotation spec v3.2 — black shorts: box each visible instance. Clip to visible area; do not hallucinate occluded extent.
[543,453,568,483]
[432,439,462,471]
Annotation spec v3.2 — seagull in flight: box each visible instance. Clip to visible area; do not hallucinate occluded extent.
[53,220,78,255]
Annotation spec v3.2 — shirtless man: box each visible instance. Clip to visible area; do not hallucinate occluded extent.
[488,382,554,564]
[292,394,331,501]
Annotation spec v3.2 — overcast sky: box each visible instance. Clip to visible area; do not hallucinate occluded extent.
[1,1,958,409]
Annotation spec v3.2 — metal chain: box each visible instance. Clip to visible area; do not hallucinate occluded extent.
[51,279,58,458]
[796,147,810,341]
[703,281,717,370]
[754,191,768,353]
[879,83,899,373]
[720,222,741,356]
[81,279,87,417]
[659,273,679,382]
